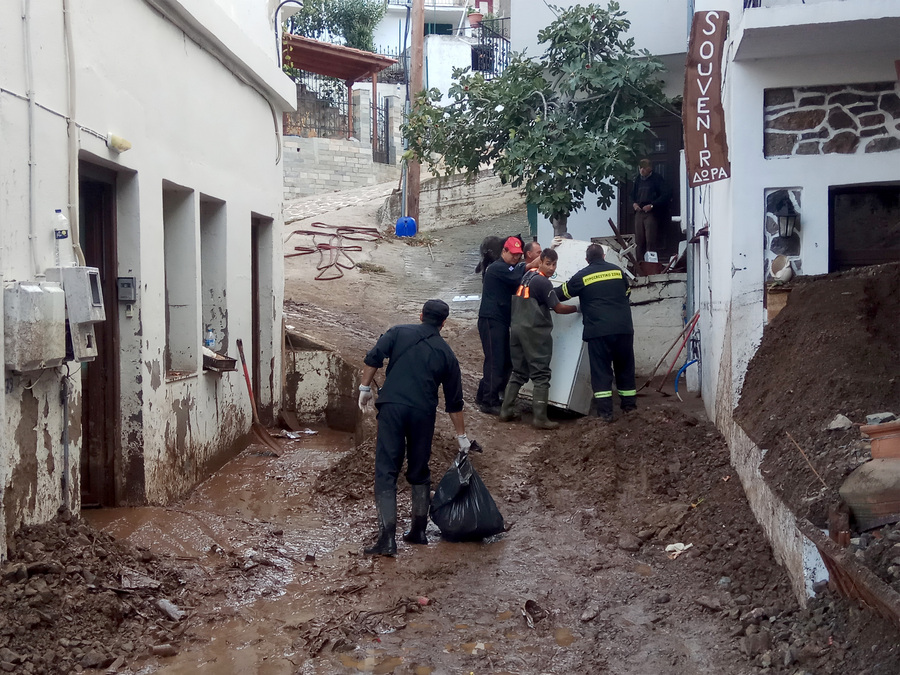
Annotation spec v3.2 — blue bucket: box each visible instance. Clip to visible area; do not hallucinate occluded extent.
[395,216,417,237]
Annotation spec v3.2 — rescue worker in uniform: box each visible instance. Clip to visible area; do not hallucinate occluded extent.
[475,237,539,415]
[357,299,471,557]
[500,248,578,429]
[558,244,637,422]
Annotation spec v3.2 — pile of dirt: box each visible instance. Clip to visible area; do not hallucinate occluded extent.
[0,510,196,674]
[735,262,900,528]
[526,403,900,673]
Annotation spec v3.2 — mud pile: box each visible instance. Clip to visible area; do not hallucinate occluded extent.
[0,511,196,674]
[528,403,900,673]
[735,262,900,527]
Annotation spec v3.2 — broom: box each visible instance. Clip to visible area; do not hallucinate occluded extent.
[236,339,283,457]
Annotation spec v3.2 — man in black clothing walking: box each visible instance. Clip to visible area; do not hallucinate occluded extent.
[475,237,539,415]
[558,244,637,422]
[357,300,471,556]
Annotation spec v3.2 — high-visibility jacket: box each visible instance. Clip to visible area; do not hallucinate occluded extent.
[559,261,633,339]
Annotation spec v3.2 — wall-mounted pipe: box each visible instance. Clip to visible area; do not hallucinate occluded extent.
[63,0,86,267]
[23,0,41,278]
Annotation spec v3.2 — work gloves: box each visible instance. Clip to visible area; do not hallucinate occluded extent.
[457,434,471,454]
[358,384,374,413]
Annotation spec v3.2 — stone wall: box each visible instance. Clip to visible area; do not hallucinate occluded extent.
[764,81,900,157]
[282,88,403,200]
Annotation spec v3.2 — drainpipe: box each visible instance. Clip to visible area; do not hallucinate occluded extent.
[23,0,41,278]
[62,0,86,266]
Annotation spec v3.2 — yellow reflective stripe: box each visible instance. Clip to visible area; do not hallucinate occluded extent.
[560,282,571,299]
[618,389,637,397]
[583,270,623,285]
[593,391,613,398]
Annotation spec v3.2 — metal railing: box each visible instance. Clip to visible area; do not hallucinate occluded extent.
[744,0,809,8]
[371,96,392,164]
[470,17,510,80]
[387,0,467,6]
[372,45,409,84]
[283,71,349,139]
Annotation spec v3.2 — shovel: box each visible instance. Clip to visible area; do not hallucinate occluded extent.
[236,339,283,457]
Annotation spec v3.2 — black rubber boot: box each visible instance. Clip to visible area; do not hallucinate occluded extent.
[621,396,637,413]
[364,492,397,557]
[595,397,614,423]
[499,382,522,422]
[402,484,430,545]
[532,386,559,430]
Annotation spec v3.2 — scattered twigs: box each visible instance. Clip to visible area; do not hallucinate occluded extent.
[786,431,830,490]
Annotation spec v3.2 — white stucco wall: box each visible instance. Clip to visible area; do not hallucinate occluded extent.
[1,0,294,557]
[424,35,478,104]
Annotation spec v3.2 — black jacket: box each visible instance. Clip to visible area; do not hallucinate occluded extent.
[558,261,633,339]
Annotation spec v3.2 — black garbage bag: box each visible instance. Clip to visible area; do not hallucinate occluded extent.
[430,449,505,542]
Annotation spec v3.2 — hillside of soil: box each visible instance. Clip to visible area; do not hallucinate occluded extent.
[734,262,900,527]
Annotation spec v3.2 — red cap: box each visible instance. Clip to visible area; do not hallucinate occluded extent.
[504,237,523,254]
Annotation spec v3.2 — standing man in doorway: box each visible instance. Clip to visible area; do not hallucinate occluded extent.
[357,299,471,557]
[500,248,578,429]
[631,158,670,272]
[475,237,539,415]
[558,244,636,422]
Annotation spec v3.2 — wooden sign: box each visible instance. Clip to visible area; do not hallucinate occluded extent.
[684,11,731,187]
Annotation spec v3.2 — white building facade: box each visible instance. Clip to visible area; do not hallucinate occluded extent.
[0,0,295,558]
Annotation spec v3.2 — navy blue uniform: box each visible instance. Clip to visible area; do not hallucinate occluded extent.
[559,260,637,414]
[477,259,526,408]
[364,323,463,493]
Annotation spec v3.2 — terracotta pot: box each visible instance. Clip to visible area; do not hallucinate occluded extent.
[862,420,900,459]
[468,12,483,27]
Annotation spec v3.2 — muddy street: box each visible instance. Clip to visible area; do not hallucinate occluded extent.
[3,206,895,675]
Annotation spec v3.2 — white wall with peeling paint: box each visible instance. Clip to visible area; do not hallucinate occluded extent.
[0,0,295,557]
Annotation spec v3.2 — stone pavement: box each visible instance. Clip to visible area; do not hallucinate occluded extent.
[283,181,397,224]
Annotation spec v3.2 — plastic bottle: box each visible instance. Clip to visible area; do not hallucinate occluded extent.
[54,209,75,266]
[204,326,216,350]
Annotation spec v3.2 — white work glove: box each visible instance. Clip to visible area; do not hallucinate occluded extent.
[551,236,564,249]
[358,384,374,413]
[457,434,471,454]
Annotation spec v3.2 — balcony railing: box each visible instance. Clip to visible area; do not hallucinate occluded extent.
[388,0,467,6]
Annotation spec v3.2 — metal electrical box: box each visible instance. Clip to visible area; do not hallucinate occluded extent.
[4,282,67,372]
[46,266,106,363]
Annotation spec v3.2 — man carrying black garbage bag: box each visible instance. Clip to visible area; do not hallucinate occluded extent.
[557,244,637,423]
[357,299,471,557]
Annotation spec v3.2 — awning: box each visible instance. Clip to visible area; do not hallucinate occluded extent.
[282,34,397,82]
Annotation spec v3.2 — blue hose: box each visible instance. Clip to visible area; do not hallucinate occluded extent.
[675,359,698,401]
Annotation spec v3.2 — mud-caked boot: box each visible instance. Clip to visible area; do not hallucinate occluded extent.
[499,382,522,422]
[594,397,614,423]
[402,484,431,545]
[364,492,397,557]
[620,395,637,414]
[531,386,559,430]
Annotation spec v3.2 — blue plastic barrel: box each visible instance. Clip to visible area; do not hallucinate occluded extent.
[395,216,417,237]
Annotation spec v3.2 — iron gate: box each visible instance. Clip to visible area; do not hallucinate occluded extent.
[372,96,390,164]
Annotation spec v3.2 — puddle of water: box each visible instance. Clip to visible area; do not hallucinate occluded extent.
[414,667,433,675]
[554,627,576,647]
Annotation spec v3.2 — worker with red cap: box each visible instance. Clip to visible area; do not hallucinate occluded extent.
[475,236,539,415]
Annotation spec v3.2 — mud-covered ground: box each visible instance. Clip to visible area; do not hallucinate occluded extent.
[3,194,899,674]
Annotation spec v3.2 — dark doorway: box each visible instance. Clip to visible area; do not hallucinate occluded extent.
[829,184,900,272]
[618,114,684,258]
[78,163,120,507]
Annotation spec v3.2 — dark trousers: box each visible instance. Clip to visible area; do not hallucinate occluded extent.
[509,325,552,389]
[476,317,511,407]
[374,403,436,495]
[586,334,637,412]
[634,210,661,265]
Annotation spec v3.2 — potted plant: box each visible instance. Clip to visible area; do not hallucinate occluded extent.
[467,8,483,27]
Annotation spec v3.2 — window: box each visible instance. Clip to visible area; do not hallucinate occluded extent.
[162,182,198,375]
[200,195,228,354]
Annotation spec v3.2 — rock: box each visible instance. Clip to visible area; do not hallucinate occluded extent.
[644,503,689,529]
[105,655,126,672]
[580,602,600,622]
[812,579,829,594]
[80,649,105,669]
[717,576,732,588]
[694,595,723,612]
[617,533,642,552]
[151,644,179,657]
[735,594,751,606]
[654,593,671,604]
[1,564,27,583]
[867,412,897,425]
[747,630,772,656]
[0,650,22,665]
[155,599,185,622]
[826,414,853,430]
